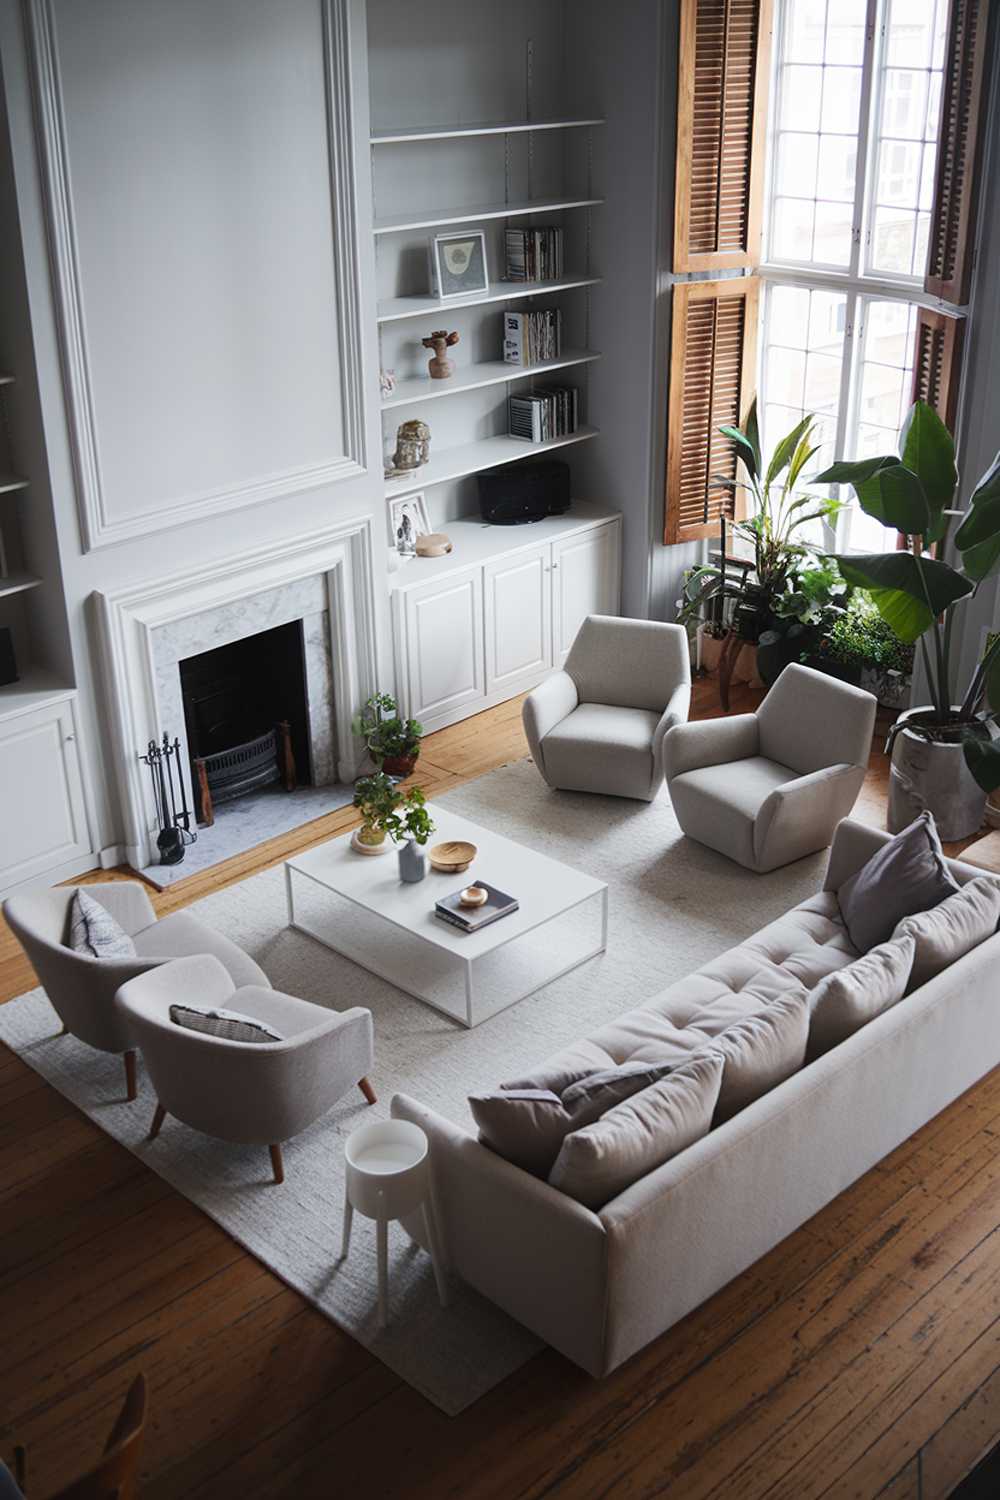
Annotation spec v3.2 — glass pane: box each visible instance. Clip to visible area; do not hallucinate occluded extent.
[804,352,843,415]
[771,197,816,262]
[881,69,929,140]
[820,67,862,133]
[875,139,922,206]
[808,290,847,349]
[760,285,847,487]
[785,0,827,63]
[817,135,857,201]
[913,212,930,276]
[886,0,936,68]
[781,65,823,131]
[873,206,917,275]
[919,145,936,210]
[776,133,819,195]
[813,199,853,265]
[825,0,867,65]
[769,285,811,344]
[765,347,807,407]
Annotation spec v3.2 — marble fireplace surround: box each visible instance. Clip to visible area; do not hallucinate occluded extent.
[96,516,379,871]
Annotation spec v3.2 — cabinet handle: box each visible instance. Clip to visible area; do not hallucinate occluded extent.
[552,563,559,570]
[64,734,75,742]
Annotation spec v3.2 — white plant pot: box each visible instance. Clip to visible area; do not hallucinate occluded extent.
[888,706,987,842]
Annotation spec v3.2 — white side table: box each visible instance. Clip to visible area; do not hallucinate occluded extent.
[340,1118,449,1329]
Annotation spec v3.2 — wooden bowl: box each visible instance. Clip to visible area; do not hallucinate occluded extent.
[428,839,477,874]
[459,885,489,908]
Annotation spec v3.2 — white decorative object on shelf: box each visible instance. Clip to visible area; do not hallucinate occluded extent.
[389,493,431,557]
[379,368,397,397]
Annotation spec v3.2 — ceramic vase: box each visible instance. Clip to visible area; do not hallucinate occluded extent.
[398,839,427,883]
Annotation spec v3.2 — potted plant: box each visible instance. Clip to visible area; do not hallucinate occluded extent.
[815,399,1000,839]
[387,787,436,883]
[678,399,843,705]
[351,772,401,855]
[812,592,915,704]
[352,692,424,778]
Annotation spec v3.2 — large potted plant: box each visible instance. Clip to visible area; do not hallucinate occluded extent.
[678,399,843,704]
[352,692,424,778]
[815,400,1000,839]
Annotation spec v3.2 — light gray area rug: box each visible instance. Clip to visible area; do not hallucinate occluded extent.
[0,760,828,1414]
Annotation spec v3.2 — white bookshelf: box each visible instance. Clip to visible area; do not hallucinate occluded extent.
[381,349,600,411]
[371,117,604,145]
[373,194,603,236]
[383,425,598,500]
[0,473,29,495]
[377,274,602,325]
[0,571,43,600]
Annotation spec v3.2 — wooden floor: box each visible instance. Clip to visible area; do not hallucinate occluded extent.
[2,680,1000,1499]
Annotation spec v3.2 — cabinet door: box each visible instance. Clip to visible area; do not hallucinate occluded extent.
[0,701,91,892]
[399,569,485,724]
[551,520,622,666]
[483,544,552,695]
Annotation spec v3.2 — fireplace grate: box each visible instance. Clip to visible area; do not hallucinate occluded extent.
[193,721,296,826]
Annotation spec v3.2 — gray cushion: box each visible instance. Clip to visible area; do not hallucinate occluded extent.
[893,875,1000,991]
[694,989,810,1124]
[169,1003,283,1044]
[68,888,137,959]
[541,703,660,798]
[806,933,915,1059]
[837,811,959,952]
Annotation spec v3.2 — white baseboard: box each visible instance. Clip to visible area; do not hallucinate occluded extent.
[99,845,125,869]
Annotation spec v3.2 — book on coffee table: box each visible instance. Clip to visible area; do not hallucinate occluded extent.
[435,882,519,934]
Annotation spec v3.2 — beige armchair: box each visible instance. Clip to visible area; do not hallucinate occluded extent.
[523,616,692,801]
[664,663,877,872]
[3,881,268,1100]
[115,955,376,1183]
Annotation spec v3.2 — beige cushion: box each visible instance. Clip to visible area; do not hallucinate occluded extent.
[893,875,1000,991]
[547,1050,724,1210]
[697,989,810,1124]
[807,934,915,1059]
[68,889,137,959]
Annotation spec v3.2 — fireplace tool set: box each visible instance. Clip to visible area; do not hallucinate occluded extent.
[140,733,196,865]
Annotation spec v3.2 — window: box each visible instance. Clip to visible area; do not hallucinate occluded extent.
[761,0,951,550]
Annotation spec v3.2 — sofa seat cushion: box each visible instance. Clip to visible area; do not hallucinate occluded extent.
[133,912,268,990]
[542,703,659,795]
[669,755,799,866]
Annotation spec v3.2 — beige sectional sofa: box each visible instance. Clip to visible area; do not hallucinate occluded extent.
[393,818,1000,1377]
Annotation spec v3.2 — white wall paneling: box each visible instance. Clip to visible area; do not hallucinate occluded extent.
[95,514,379,870]
[483,543,551,694]
[26,0,368,550]
[0,695,92,893]
[395,567,486,725]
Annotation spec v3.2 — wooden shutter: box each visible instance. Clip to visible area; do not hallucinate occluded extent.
[665,277,760,544]
[673,0,774,273]
[924,0,990,303]
[911,307,965,429]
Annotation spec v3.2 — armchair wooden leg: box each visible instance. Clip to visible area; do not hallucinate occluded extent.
[149,1102,166,1140]
[124,1050,138,1102]
[269,1144,285,1184]
[358,1076,377,1106]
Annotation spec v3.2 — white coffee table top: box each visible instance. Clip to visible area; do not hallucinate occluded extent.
[285,804,607,960]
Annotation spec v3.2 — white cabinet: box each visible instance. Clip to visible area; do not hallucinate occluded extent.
[551,521,621,667]
[0,697,92,894]
[397,567,485,725]
[391,508,621,733]
[483,543,552,695]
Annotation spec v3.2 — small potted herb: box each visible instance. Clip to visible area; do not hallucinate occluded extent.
[352,692,424,778]
[350,772,401,855]
[388,787,436,884]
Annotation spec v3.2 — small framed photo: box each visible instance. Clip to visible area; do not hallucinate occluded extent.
[389,492,431,558]
[431,231,489,299]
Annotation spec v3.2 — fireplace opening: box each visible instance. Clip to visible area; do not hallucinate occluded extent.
[180,621,311,826]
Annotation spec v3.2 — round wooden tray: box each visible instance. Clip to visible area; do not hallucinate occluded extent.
[428,839,477,873]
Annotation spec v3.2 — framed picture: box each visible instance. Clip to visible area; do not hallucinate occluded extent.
[431,231,489,299]
[389,492,431,558]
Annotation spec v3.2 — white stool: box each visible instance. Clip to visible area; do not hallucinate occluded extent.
[340,1118,449,1329]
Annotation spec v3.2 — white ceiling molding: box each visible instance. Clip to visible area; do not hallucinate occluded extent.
[26,0,368,551]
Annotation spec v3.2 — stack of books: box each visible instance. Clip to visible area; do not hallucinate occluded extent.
[502,308,562,366]
[435,883,519,933]
[508,385,579,443]
[504,226,564,282]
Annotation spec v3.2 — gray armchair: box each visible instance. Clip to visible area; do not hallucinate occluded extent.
[664,663,877,872]
[3,881,268,1100]
[115,955,376,1183]
[523,616,692,801]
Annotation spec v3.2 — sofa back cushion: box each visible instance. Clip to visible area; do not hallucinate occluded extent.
[837,811,959,952]
[693,989,810,1125]
[806,934,915,1060]
[547,1050,724,1210]
[893,874,1000,991]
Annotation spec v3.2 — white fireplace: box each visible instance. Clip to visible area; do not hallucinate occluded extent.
[96,516,379,872]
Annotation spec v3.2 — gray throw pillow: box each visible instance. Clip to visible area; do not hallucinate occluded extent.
[68,888,137,959]
[169,1004,283,1044]
[837,812,959,952]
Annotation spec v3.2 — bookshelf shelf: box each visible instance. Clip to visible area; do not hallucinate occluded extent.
[383,425,598,499]
[370,116,605,145]
[381,349,601,411]
[373,194,603,236]
[0,474,29,495]
[0,571,43,600]
[377,274,601,325]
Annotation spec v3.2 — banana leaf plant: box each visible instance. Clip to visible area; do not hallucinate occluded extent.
[814,399,1000,791]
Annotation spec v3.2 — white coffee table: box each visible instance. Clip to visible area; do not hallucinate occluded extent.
[283,805,608,1027]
